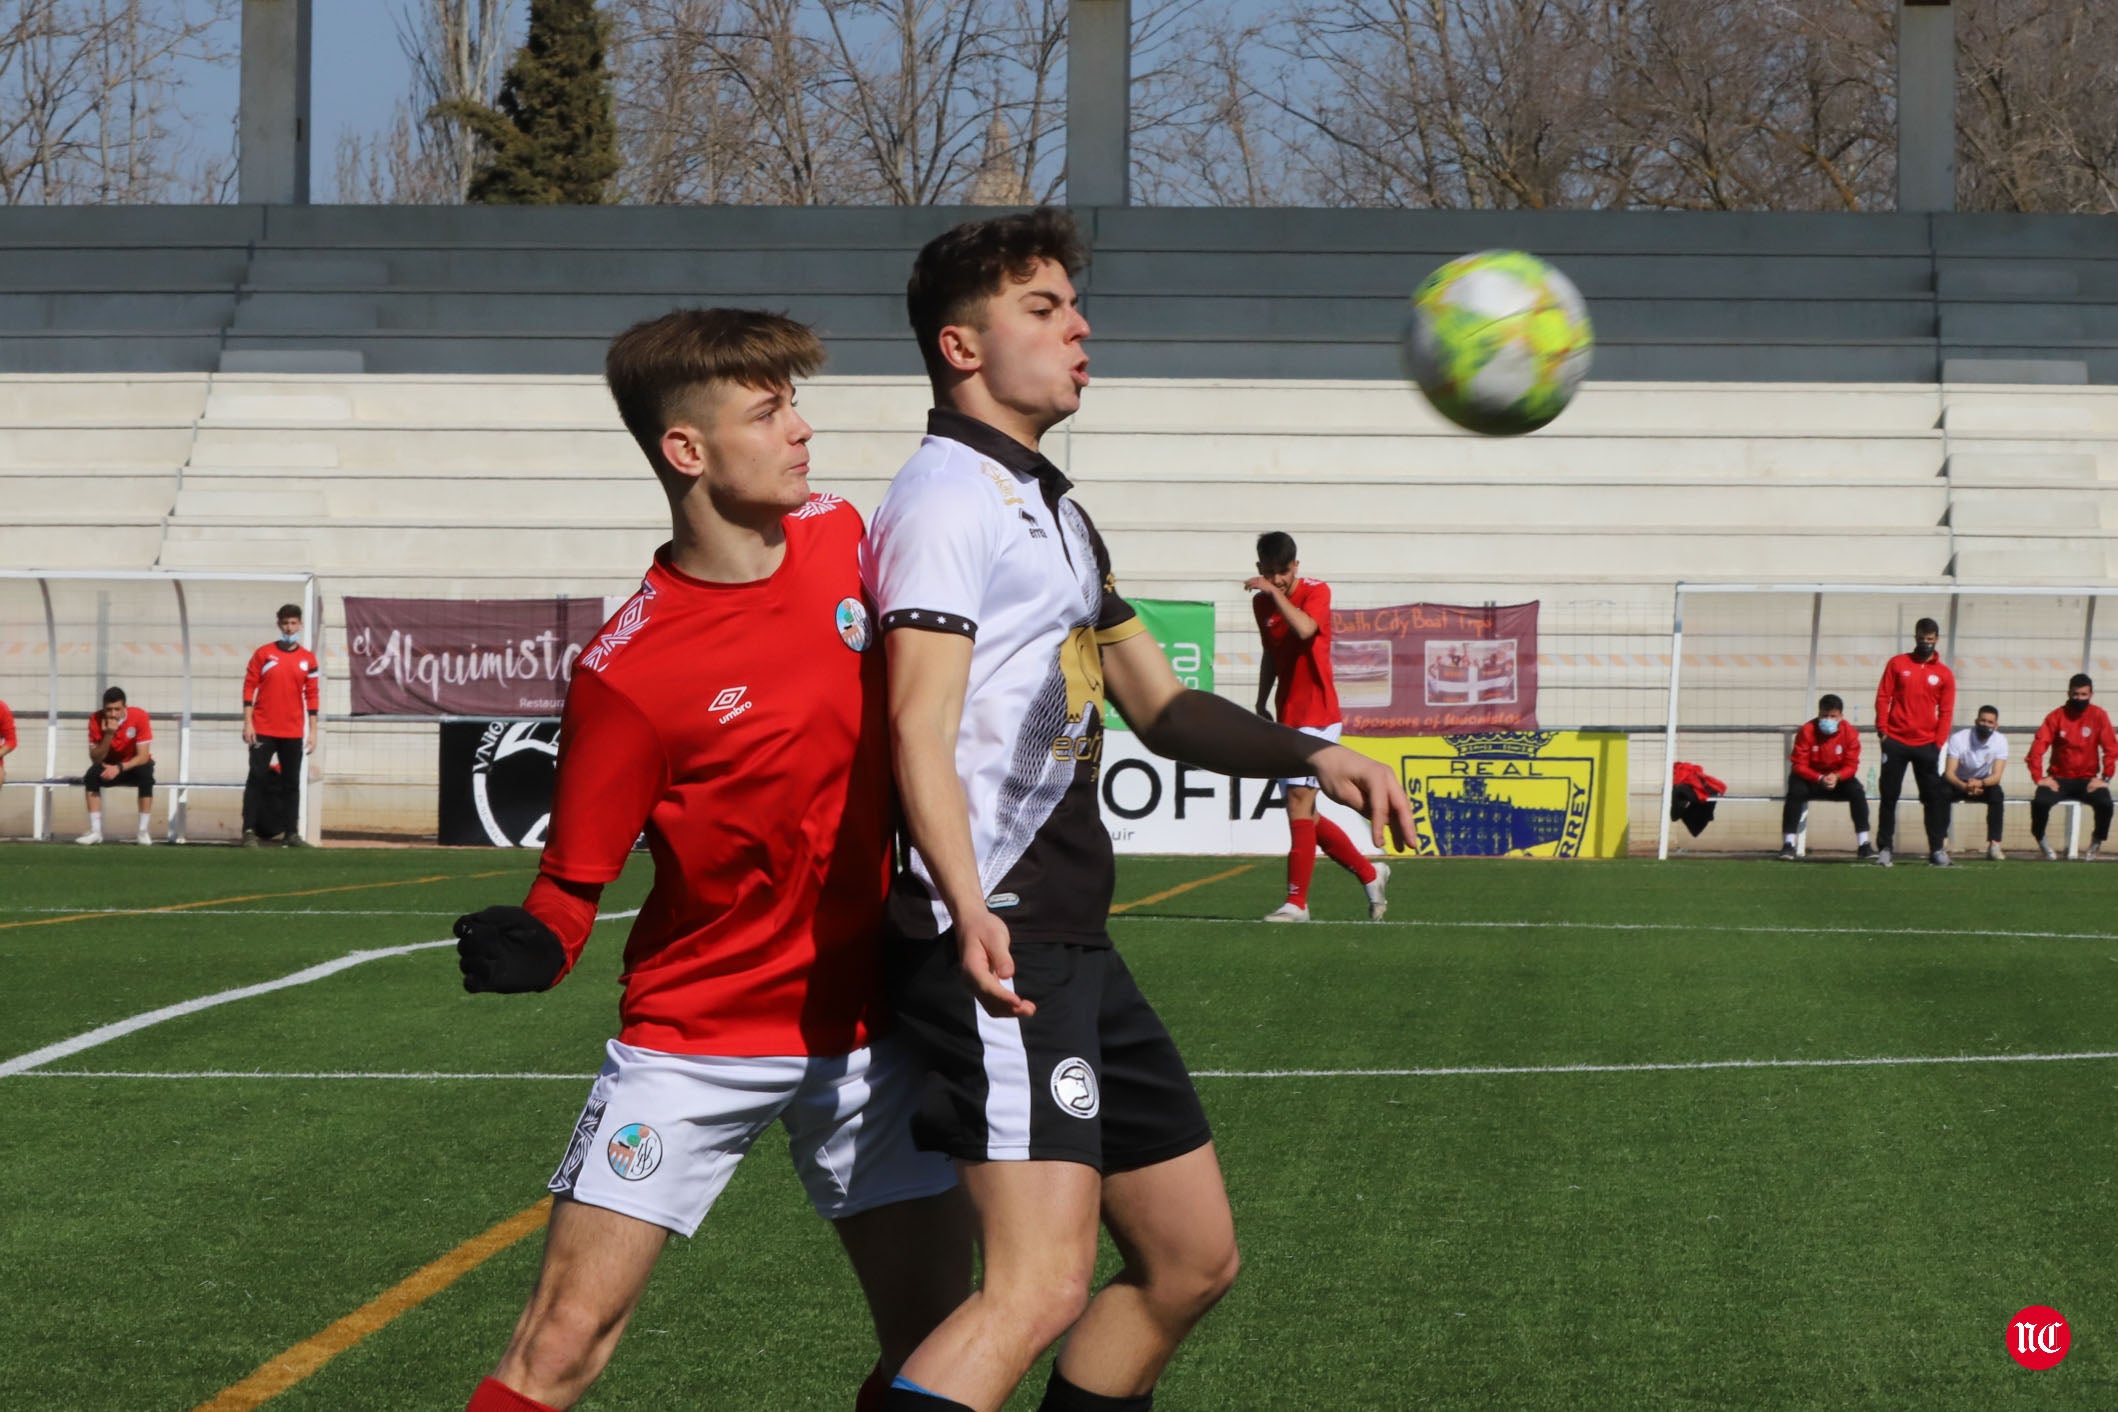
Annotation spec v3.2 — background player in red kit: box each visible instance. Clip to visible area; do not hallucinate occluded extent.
[1871,615,1956,867]
[1248,530,1389,922]
[78,685,153,845]
[450,310,966,1412]
[2025,673,2116,860]
[0,696,15,786]
[240,603,319,846]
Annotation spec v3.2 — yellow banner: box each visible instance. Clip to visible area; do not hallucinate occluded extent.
[1344,731,1630,859]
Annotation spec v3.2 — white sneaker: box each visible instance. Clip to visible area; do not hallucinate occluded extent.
[136,829,152,846]
[1929,849,1951,867]
[1263,902,1310,923]
[74,830,102,846]
[2088,842,2103,862]
[1364,861,1392,921]
[2037,839,2059,861]
[1987,843,2005,862]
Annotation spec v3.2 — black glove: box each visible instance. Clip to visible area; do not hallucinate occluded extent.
[455,906,566,994]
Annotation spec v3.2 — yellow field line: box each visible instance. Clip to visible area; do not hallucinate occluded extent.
[1109,862,1255,914]
[0,871,517,933]
[192,1197,553,1412]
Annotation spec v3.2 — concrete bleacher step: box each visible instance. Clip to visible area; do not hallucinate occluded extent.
[1946,487,2111,529]
[0,424,194,466]
[0,375,209,423]
[0,333,228,375]
[1945,451,2103,484]
[230,293,380,331]
[0,291,237,330]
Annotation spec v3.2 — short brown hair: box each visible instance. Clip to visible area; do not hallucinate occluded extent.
[604,309,825,471]
[906,207,1087,388]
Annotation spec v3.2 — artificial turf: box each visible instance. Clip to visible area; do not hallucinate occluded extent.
[1,846,2111,1409]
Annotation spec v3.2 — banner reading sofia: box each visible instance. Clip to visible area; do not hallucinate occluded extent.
[346,597,608,716]
[1329,601,1539,734]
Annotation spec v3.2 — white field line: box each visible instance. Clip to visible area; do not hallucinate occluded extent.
[0,909,641,1079]
[1114,915,2118,943]
[14,1049,2118,1083]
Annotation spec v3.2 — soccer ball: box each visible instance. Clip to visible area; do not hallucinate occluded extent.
[1401,250,1593,436]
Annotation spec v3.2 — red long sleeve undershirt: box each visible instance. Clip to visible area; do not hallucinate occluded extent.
[524,871,603,986]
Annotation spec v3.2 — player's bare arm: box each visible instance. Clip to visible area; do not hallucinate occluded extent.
[1245,577,1318,639]
[1253,654,1277,720]
[1103,631,1412,850]
[885,627,1035,1020]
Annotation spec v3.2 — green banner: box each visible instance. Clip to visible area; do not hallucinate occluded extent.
[1110,599,1215,731]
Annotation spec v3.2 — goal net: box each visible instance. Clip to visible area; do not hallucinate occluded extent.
[1657,584,2118,858]
[0,571,318,843]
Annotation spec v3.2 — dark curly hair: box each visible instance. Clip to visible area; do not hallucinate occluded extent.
[906,207,1088,390]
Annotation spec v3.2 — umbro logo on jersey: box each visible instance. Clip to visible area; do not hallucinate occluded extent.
[712,686,752,723]
[793,493,845,520]
[582,581,658,671]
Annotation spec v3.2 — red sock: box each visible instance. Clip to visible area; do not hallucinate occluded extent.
[1315,817,1378,884]
[857,1364,890,1412]
[1287,818,1318,906]
[468,1377,562,1412]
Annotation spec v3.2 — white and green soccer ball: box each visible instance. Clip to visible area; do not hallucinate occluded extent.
[1401,250,1593,435]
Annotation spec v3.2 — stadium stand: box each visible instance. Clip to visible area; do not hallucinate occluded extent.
[1,205,2115,843]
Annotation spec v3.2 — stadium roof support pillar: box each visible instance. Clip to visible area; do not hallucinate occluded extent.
[1067,0,1131,207]
[1897,0,1955,212]
[238,0,313,204]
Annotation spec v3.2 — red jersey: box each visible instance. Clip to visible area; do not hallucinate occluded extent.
[532,496,890,1058]
[1790,720,1861,781]
[243,642,321,737]
[0,699,15,752]
[89,706,151,765]
[1254,579,1341,728]
[2027,704,2118,782]
[1874,652,1955,747]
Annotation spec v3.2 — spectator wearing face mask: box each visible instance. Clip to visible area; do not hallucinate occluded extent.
[1780,693,1874,862]
[2026,673,2116,861]
[241,603,320,847]
[1872,616,1956,867]
[1942,705,2009,861]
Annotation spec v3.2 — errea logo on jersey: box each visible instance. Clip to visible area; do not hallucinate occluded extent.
[712,686,752,723]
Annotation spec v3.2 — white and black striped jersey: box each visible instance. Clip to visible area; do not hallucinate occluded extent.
[861,409,1144,945]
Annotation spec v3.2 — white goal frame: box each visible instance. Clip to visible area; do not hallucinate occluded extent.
[1657,582,2114,860]
[0,570,320,843]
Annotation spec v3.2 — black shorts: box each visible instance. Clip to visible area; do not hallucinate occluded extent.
[84,761,154,796]
[884,935,1213,1173]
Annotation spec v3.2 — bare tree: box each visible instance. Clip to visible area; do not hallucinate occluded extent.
[334,0,512,204]
[1959,0,2118,213]
[0,0,235,204]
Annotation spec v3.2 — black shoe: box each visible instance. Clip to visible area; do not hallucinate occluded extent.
[1777,843,1798,861]
[1857,843,1876,861]
[240,830,261,849]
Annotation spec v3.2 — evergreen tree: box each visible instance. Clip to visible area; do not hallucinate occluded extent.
[439,0,619,205]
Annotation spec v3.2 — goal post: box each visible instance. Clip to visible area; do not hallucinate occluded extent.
[1658,583,2118,859]
[0,570,320,843]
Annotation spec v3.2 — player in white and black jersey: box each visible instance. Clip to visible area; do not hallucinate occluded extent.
[865,209,1414,1412]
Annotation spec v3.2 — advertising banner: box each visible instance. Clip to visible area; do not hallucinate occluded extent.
[1100,732,1373,854]
[1341,730,1629,859]
[437,718,562,847]
[1330,602,1540,734]
[1106,599,1214,732]
[346,597,606,716]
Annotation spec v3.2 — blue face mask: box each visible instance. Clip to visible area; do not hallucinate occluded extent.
[1817,717,1841,736]
[278,633,299,649]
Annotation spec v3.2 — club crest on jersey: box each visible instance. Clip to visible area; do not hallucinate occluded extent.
[607,1123,664,1181]
[836,597,872,652]
[1050,1058,1099,1119]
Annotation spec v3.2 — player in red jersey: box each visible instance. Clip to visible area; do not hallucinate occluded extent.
[1248,531,1388,922]
[78,686,153,845]
[1871,615,1956,867]
[2025,673,2117,860]
[240,603,319,846]
[0,696,16,786]
[451,310,966,1412]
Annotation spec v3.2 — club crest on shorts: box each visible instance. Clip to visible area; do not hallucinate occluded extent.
[1050,1058,1099,1119]
[607,1123,664,1181]
[836,597,873,652]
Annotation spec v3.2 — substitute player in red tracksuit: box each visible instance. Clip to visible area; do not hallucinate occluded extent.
[1778,694,1874,861]
[1872,615,1956,866]
[79,686,153,845]
[450,311,966,1412]
[1250,530,1389,922]
[2025,673,2117,860]
[240,603,320,846]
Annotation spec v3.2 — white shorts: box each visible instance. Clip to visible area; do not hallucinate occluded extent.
[548,1035,956,1237]
[1279,722,1343,790]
